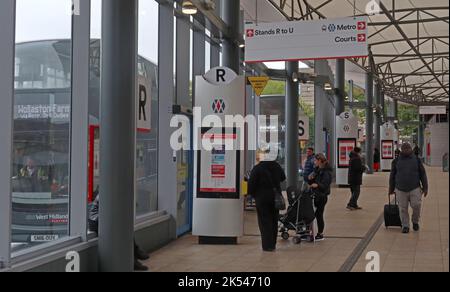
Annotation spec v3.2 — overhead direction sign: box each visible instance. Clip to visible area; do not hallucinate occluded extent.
[245,17,369,63]
[419,105,447,115]
[248,76,270,96]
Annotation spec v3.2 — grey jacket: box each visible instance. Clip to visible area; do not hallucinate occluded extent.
[389,153,428,194]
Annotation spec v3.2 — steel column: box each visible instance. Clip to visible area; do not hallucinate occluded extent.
[99,0,138,272]
[221,0,240,73]
[286,61,300,188]
[335,59,345,116]
[365,70,374,174]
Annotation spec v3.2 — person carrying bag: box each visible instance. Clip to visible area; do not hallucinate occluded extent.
[264,168,286,211]
[248,157,286,252]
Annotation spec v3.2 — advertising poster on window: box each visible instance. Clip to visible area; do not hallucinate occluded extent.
[197,128,240,199]
[382,140,394,160]
[338,138,356,168]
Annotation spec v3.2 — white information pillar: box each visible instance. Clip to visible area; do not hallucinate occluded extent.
[380,122,396,171]
[193,67,245,244]
[394,128,399,147]
[335,112,358,186]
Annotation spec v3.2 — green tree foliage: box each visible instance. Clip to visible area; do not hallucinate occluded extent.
[261,80,285,95]
[398,104,419,137]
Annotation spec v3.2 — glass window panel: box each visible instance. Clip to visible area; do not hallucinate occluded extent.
[136,0,159,217]
[86,0,160,227]
[12,0,72,252]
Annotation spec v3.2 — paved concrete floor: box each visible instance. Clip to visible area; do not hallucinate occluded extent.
[143,167,448,272]
[352,167,449,272]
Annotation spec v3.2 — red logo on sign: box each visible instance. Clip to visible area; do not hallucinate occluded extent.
[212,165,226,178]
[212,99,226,114]
[358,34,366,42]
[357,21,366,30]
[246,29,255,38]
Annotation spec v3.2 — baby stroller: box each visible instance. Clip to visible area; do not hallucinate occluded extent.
[279,185,316,244]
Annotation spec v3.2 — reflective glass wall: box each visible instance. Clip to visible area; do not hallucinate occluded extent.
[89,0,160,221]
[12,0,73,252]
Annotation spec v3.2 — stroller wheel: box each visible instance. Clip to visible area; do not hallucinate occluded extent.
[281,232,290,240]
[293,237,301,245]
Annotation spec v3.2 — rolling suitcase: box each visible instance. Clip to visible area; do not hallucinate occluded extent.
[384,193,402,228]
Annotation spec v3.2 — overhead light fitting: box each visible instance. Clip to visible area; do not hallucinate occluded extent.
[239,43,245,48]
[324,83,333,91]
[292,72,299,83]
[182,1,198,15]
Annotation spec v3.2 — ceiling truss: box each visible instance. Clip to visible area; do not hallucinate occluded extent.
[265,0,449,106]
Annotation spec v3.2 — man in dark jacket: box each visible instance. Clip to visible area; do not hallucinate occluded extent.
[248,159,286,252]
[347,147,365,210]
[413,145,421,158]
[389,143,429,234]
[303,147,315,183]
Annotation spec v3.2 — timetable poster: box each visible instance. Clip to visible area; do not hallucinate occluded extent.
[198,128,239,196]
[382,140,394,160]
[338,138,356,168]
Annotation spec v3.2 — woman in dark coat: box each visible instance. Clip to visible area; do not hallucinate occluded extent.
[308,153,333,241]
[248,158,286,252]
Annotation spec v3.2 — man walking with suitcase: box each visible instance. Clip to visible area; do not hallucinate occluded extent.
[389,143,429,234]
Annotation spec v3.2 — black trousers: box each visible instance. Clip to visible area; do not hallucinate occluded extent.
[255,198,279,251]
[314,195,328,234]
[348,184,361,208]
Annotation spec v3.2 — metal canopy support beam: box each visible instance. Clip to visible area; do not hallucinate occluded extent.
[393,99,399,121]
[99,0,137,272]
[369,17,449,26]
[176,12,191,108]
[70,0,90,242]
[335,59,345,116]
[374,82,382,155]
[0,0,15,269]
[370,36,449,47]
[265,0,449,106]
[192,18,206,103]
[210,0,222,69]
[221,0,240,73]
[191,0,230,38]
[379,2,449,97]
[158,0,177,231]
[418,114,425,157]
[286,61,300,188]
[366,68,374,174]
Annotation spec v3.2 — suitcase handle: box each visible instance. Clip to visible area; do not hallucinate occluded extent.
[388,192,398,206]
